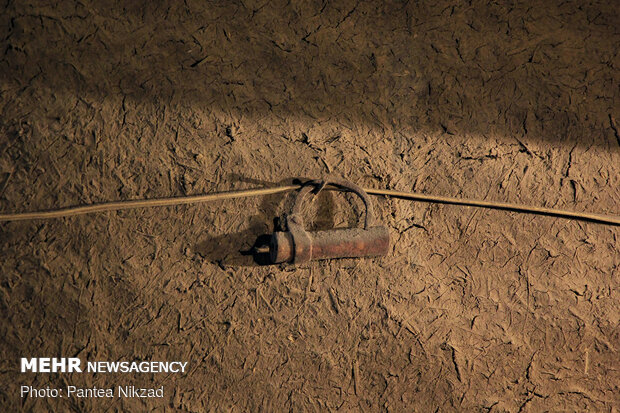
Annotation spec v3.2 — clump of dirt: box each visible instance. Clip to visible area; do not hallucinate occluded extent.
[0,0,618,411]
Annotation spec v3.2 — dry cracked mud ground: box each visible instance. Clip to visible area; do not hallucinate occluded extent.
[0,0,619,411]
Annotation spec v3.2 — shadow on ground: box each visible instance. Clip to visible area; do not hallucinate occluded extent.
[1,1,618,148]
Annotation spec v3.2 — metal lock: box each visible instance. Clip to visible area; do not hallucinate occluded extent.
[269,178,390,264]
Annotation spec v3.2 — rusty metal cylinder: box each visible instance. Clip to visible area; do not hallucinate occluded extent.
[269,178,390,264]
[270,226,389,263]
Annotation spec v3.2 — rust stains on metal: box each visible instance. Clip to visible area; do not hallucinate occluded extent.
[269,178,390,264]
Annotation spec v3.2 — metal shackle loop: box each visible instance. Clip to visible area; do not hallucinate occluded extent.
[288,177,377,230]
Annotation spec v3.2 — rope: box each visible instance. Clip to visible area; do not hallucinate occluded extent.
[363,188,619,226]
[0,184,618,226]
[0,185,300,222]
